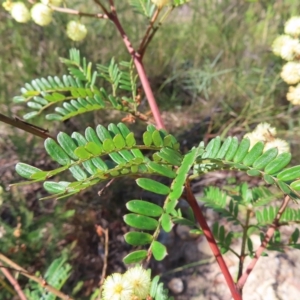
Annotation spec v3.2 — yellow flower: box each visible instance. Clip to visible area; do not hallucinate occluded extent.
[264,139,290,154]
[10,2,30,23]
[66,21,87,41]
[124,266,151,299]
[244,123,276,150]
[280,62,300,85]
[272,35,293,56]
[31,3,52,26]
[281,39,300,61]
[102,273,133,300]
[284,16,300,37]
[2,0,13,12]
[287,84,300,105]
[151,0,170,9]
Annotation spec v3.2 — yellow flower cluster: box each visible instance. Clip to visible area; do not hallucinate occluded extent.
[4,1,87,41]
[244,123,290,155]
[102,266,151,300]
[272,16,300,105]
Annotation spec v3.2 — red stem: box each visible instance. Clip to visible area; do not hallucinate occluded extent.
[104,9,165,129]
[0,267,27,300]
[236,195,290,291]
[185,181,242,300]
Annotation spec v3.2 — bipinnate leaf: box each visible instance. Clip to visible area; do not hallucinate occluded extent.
[152,241,167,261]
[124,214,158,230]
[136,178,170,195]
[124,232,153,246]
[123,250,147,264]
[161,213,173,232]
[147,162,176,178]
[126,200,163,217]
[45,138,71,165]
[15,163,42,179]
[264,152,291,175]
[277,166,300,182]
[233,138,250,163]
[242,141,264,166]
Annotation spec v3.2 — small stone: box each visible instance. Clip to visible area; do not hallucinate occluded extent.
[167,277,184,294]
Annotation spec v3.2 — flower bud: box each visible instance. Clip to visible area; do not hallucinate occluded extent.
[31,3,53,26]
[10,2,30,23]
[66,21,87,41]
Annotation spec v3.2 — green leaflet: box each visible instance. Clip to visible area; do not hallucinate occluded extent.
[124,213,158,230]
[85,127,102,146]
[242,141,264,167]
[147,162,176,178]
[103,139,115,152]
[85,142,103,155]
[216,136,232,159]
[45,138,71,166]
[161,213,173,232]
[202,136,221,159]
[125,132,136,147]
[264,152,291,175]
[152,130,163,147]
[277,165,300,182]
[15,163,42,179]
[123,250,147,264]
[233,138,250,163]
[143,131,152,146]
[152,241,167,261]
[252,147,278,170]
[43,181,70,194]
[124,232,153,246]
[113,134,126,149]
[126,200,163,217]
[74,146,91,159]
[247,169,261,177]
[57,132,78,160]
[225,137,239,161]
[290,180,300,191]
[136,178,170,195]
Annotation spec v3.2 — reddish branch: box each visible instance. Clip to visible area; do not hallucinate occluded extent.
[236,195,290,292]
[0,267,27,300]
[94,1,165,130]
[185,181,242,300]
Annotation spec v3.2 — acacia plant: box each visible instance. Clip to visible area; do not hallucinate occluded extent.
[1,1,300,300]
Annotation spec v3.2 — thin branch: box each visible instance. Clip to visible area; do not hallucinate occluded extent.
[93,0,110,16]
[0,113,55,140]
[0,253,73,300]
[138,8,160,54]
[139,6,174,59]
[185,181,242,300]
[108,0,116,15]
[49,5,108,19]
[237,209,251,281]
[236,195,290,292]
[0,267,27,300]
